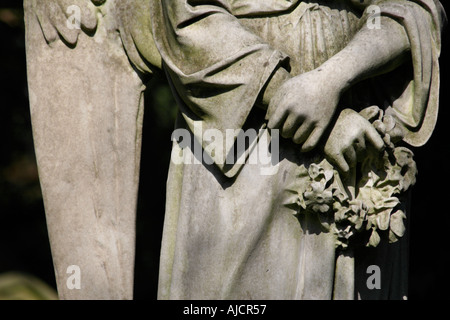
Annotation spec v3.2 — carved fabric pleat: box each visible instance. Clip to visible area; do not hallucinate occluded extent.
[239,1,360,75]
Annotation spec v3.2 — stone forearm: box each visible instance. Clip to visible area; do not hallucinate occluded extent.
[319,16,411,93]
[260,16,410,111]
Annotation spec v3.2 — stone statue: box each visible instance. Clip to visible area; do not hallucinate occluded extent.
[24,0,446,300]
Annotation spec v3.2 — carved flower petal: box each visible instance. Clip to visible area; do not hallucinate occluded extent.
[335,207,348,222]
[308,164,322,180]
[333,189,348,203]
[390,210,406,237]
[393,147,415,167]
[376,209,391,231]
[323,169,334,183]
[368,229,381,247]
[310,181,325,193]
[389,230,399,243]
[313,203,331,213]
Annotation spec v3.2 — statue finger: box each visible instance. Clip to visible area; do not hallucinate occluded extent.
[353,136,367,158]
[35,7,59,44]
[64,0,98,31]
[365,124,385,151]
[267,105,288,130]
[301,125,324,152]
[292,122,313,144]
[344,146,357,169]
[50,3,80,45]
[327,149,349,174]
[281,114,301,139]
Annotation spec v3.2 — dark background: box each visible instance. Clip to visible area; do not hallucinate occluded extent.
[0,1,449,300]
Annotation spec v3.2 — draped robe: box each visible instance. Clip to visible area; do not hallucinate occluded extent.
[149,0,446,299]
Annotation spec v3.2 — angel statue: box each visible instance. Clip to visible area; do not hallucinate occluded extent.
[24,0,446,300]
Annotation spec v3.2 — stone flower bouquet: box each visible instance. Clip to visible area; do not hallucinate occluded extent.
[284,106,417,249]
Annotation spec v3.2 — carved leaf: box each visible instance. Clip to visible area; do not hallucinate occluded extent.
[389,230,399,243]
[368,229,381,247]
[376,209,391,231]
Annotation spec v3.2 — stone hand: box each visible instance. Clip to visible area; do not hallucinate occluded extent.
[28,0,102,45]
[324,109,385,174]
[266,69,341,152]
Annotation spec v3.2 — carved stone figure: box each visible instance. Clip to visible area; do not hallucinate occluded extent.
[24,0,446,299]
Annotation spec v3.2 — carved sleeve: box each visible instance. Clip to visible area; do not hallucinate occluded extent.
[369,0,446,146]
[149,0,290,177]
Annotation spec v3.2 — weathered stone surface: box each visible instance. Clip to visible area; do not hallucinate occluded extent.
[24,0,155,299]
[24,0,445,300]
[152,0,445,300]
